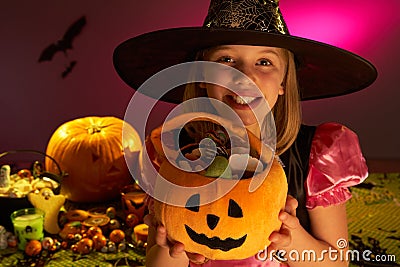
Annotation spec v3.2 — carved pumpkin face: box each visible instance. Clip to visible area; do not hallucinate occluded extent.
[154,159,286,260]
[147,113,288,260]
[45,116,142,203]
[120,184,146,221]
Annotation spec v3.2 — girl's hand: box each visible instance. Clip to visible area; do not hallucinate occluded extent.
[268,195,301,251]
[154,224,186,258]
[145,213,208,264]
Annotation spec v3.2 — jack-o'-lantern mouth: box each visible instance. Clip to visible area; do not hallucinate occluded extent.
[185,225,247,251]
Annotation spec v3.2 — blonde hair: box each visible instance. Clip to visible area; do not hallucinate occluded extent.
[273,49,302,155]
[182,47,302,155]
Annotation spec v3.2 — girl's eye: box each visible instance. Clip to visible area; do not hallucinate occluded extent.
[257,59,272,66]
[217,56,235,63]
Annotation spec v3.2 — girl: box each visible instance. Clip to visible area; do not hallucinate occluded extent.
[113,0,377,266]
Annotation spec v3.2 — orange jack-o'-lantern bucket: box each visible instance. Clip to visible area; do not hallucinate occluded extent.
[142,113,288,260]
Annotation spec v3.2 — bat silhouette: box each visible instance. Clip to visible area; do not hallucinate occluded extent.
[61,61,77,79]
[38,16,86,62]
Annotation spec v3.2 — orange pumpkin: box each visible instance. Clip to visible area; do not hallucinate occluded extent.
[25,240,42,256]
[45,116,142,203]
[147,113,288,260]
[92,234,107,251]
[76,237,93,254]
[109,229,125,243]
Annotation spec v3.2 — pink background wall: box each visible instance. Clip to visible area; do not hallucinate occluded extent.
[0,0,399,162]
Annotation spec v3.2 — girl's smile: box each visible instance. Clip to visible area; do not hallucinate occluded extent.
[223,94,263,110]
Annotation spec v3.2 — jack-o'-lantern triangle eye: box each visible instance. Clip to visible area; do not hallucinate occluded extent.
[185,193,200,212]
[228,199,243,218]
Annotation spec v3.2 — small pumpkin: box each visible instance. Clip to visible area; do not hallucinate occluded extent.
[25,239,42,256]
[109,229,125,243]
[45,116,142,203]
[146,113,288,260]
[86,226,102,239]
[76,237,93,254]
[92,234,107,251]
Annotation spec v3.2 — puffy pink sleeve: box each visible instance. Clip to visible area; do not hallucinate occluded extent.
[305,122,368,209]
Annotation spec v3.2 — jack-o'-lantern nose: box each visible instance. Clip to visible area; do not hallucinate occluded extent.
[207,214,220,230]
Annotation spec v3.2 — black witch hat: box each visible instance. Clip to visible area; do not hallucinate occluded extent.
[113,0,377,103]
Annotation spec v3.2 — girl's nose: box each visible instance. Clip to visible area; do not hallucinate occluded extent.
[233,64,256,85]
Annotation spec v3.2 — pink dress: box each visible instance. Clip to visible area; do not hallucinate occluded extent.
[189,123,368,267]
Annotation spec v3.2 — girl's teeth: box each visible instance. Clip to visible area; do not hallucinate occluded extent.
[232,95,256,104]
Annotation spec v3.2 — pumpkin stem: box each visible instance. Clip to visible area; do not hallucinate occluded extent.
[87,125,103,135]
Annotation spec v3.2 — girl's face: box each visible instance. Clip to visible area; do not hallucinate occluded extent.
[201,45,286,127]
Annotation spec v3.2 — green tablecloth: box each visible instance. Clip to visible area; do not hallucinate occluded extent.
[347,173,400,266]
[1,172,399,266]
[0,247,145,267]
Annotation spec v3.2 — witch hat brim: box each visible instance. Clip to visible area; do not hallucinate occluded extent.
[113,26,377,103]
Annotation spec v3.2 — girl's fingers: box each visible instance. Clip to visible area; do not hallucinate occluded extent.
[269,227,291,247]
[187,252,208,264]
[285,195,298,216]
[170,242,186,258]
[155,225,187,258]
[155,225,168,247]
[268,209,300,249]
[267,196,300,252]
[279,210,300,229]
